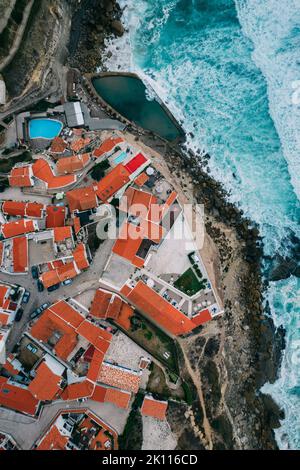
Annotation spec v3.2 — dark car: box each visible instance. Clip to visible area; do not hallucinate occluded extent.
[22,290,30,304]
[30,302,50,320]
[31,265,39,279]
[15,309,24,322]
[37,280,44,292]
[47,283,60,292]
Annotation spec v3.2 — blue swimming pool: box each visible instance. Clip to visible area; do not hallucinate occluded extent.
[114,151,127,164]
[29,118,63,140]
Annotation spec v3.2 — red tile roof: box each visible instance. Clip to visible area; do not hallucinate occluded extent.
[9,166,33,187]
[112,222,144,268]
[95,164,130,202]
[76,321,112,353]
[98,364,141,393]
[191,309,212,326]
[66,186,98,212]
[1,219,36,239]
[135,171,149,187]
[116,303,134,330]
[50,137,68,154]
[50,300,84,329]
[60,380,94,400]
[28,361,62,401]
[32,159,76,189]
[39,269,60,289]
[0,376,39,416]
[90,290,111,318]
[36,425,68,450]
[53,226,72,242]
[126,281,196,336]
[86,349,105,382]
[46,205,66,228]
[141,396,168,420]
[0,285,10,312]
[104,388,131,409]
[159,191,178,220]
[2,201,26,217]
[106,296,122,320]
[40,261,79,288]
[121,186,157,217]
[30,308,78,361]
[91,385,106,402]
[12,236,28,273]
[0,313,9,325]
[93,137,124,158]
[113,221,164,265]
[56,153,90,174]
[25,202,44,218]
[70,137,91,153]
[73,216,81,234]
[73,243,89,270]
[89,290,134,330]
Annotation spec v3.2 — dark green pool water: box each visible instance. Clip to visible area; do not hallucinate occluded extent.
[92,75,183,141]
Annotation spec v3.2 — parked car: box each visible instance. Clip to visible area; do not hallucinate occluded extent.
[47,283,60,292]
[26,343,38,354]
[31,265,39,279]
[37,280,44,292]
[15,309,24,322]
[30,302,50,320]
[22,290,30,304]
[62,279,73,286]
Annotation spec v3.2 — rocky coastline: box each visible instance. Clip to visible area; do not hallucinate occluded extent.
[68,0,286,449]
[67,0,124,72]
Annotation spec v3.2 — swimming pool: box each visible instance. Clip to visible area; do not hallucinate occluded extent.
[29,119,63,140]
[92,75,184,141]
[114,151,127,164]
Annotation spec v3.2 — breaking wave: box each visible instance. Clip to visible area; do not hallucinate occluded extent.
[102,0,300,448]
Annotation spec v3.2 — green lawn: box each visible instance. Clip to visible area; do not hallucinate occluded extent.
[174,267,203,296]
[119,314,179,373]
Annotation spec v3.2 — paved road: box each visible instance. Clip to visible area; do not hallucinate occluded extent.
[0,237,128,448]
[2,237,115,351]
[0,399,129,449]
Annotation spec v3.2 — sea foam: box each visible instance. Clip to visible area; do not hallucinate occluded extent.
[102,0,300,448]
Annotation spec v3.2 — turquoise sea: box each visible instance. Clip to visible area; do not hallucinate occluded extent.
[103,0,300,448]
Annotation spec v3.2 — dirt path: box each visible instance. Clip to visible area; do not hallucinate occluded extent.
[178,338,213,450]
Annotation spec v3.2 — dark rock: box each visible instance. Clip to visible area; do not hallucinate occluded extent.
[111,19,124,37]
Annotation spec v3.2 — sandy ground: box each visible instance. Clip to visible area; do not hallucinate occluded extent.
[0,187,52,204]
[105,330,153,371]
[142,416,177,450]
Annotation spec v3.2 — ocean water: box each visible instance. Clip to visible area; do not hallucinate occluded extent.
[102,0,300,448]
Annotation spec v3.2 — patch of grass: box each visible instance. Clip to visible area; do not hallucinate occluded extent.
[182,381,194,405]
[126,314,178,373]
[174,267,203,296]
[144,330,152,340]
